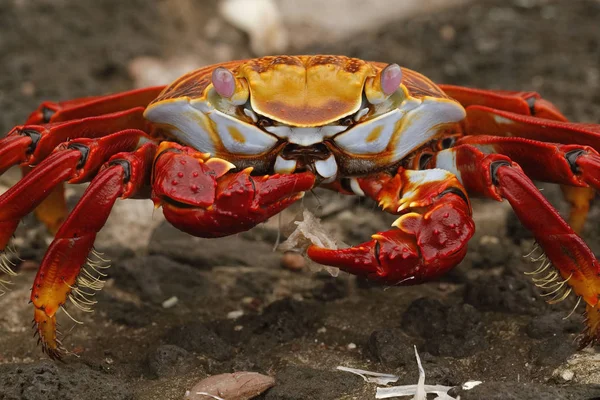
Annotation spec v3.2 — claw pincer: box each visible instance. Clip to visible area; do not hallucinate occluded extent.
[309,168,474,284]
[153,143,316,238]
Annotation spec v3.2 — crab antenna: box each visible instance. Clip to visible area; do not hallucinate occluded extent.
[212,67,236,98]
[381,64,402,95]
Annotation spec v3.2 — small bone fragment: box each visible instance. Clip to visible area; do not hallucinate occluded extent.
[184,372,275,400]
[335,366,399,385]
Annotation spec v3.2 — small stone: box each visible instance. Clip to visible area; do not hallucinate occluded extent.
[439,24,456,41]
[561,370,574,381]
[162,296,179,309]
[281,251,305,271]
[347,343,356,350]
[228,310,244,319]
[147,345,191,378]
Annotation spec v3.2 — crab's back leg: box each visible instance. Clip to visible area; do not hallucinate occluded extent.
[0,86,164,233]
[441,84,600,232]
[26,86,165,125]
[430,144,600,346]
[32,143,156,358]
[454,135,600,232]
[308,168,474,285]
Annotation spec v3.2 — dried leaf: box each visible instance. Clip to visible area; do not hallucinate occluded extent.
[184,372,275,400]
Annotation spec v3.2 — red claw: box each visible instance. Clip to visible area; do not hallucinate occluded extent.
[308,190,474,285]
[154,147,316,237]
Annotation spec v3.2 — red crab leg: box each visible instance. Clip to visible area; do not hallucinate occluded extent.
[32,143,156,359]
[152,142,316,238]
[25,86,165,125]
[456,135,600,190]
[455,135,600,233]
[438,85,568,122]
[431,144,600,346]
[0,130,152,254]
[0,107,148,174]
[308,168,474,285]
[442,85,600,232]
[462,106,600,149]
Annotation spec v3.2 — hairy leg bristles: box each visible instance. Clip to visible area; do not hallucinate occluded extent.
[523,243,578,316]
[61,250,111,326]
[0,246,20,295]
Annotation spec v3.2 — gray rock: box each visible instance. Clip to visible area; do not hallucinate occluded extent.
[0,362,132,400]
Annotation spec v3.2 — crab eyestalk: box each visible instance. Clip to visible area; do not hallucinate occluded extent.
[364,64,403,104]
[211,67,249,105]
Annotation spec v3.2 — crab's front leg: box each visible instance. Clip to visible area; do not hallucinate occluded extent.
[309,168,474,285]
[152,143,316,238]
[33,143,156,358]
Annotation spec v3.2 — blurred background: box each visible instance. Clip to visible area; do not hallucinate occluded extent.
[1,1,600,399]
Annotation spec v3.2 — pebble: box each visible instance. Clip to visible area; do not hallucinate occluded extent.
[281,251,305,271]
[162,296,179,309]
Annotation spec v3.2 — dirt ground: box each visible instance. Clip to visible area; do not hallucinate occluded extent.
[2,0,600,399]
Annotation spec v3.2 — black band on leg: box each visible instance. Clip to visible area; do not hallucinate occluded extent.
[565,149,586,174]
[21,129,41,154]
[490,161,511,186]
[108,159,131,183]
[67,143,90,169]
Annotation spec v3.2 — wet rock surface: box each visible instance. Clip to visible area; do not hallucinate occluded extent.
[2,0,600,399]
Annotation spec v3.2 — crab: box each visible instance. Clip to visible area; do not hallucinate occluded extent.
[1,55,600,359]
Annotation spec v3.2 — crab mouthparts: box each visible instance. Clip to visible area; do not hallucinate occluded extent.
[274,143,338,180]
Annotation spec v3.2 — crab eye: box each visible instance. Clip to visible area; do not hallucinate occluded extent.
[257,117,273,127]
[339,116,354,126]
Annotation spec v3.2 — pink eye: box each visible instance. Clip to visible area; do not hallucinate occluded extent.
[381,64,402,95]
[211,67,236,98]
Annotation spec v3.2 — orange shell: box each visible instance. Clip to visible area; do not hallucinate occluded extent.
[151,55,451,127]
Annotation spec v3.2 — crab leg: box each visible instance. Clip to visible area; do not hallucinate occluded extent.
[0,107,148,174]
[455,135,600,232]
[456,135,600,190]
[152,143,317,238]
[25,86,165,125]
[431,144,600,346]
[32,143,155,358]
[438,85,568,122]
[308,168,474,285]
[440,85,600,230]
[0,130,152,255]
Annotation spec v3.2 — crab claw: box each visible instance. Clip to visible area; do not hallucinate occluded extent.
[153,148,315,237]
[308,194,474,285]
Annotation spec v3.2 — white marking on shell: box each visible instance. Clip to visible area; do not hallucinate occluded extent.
[432,150,461,183]
[265,126,347,146]
[145,99,278,156]
[392,98,465,162]
[334,109,403,154]
[144,99,217,155]
[314,154,338,178]
[349,178,365,196]
[274,156,297,174]
[208,110,278,155]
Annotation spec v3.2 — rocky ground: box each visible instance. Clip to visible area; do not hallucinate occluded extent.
[2,0,600,399]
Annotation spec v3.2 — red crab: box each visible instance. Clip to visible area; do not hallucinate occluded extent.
[1,55,599,359]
